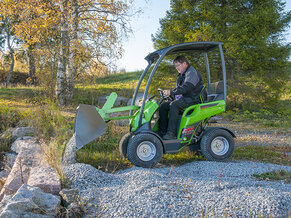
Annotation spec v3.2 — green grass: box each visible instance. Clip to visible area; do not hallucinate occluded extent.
[95,71,143,84]
[0,86,44,103]
[253,169,291,183]
[0,104,30,132]
[71,71,146,106]
[223,107,291,129]
[161,150,205,165]
[0,137,13,159]
[233,145,291,166]
[0,104,30,162]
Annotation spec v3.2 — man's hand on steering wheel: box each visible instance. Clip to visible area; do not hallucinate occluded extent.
[158,88,173,104]
[163,90,171,97]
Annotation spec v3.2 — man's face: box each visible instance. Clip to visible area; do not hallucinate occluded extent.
[174,61,188,74]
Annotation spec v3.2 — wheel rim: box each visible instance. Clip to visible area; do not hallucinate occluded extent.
[137,141,156,161]
[211,136,229,156]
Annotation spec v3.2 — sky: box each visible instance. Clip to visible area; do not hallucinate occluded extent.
[119,0,291,72]
[118,0,171,71]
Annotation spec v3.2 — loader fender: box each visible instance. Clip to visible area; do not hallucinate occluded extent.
[132,129,165,153]
[204,127,236,138]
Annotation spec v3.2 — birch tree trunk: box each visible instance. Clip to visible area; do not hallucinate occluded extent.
[5,19,14,88]
[27,45,36,84]
[66,0,78,102]
[56,0,69,105]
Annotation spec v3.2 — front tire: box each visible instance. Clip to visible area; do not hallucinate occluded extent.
[127,133,163,168]
[119,133,131,158]
[200,128,234,161]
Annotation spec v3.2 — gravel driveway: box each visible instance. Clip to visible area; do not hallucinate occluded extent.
[63,161,291,217]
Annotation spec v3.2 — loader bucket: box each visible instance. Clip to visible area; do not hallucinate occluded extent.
[74,104,107,150]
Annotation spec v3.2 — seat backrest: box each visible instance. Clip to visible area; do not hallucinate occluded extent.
[209,80,224,94]
[208,80,224,102]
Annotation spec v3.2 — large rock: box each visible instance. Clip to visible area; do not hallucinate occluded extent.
[0,143,42,201]
[127,93,146,106]
[3,153,17,170]
[12,127,36,140]
[97,95,129,107]
[97,96,107,106]
[0,171,8,186]
[27,167,61,195]
[0,184,60,217]
[0,194,13,212]
[10,136,35,154]
[115,96,129,106]
[66,202,84,218]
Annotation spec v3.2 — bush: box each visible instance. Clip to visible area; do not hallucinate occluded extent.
[0,70,32,85]
[0,105,27,132]
[29,102,73,144]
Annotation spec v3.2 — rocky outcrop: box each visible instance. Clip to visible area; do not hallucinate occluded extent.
[0,127,62,217]
[0,145,41,200]
[127,93,146,106]
[97,93,145,108]
[27,167,61,195]
[0,184,60,217]
[10,136,35,154]
[97,95,130,107]
[11,127,36,140]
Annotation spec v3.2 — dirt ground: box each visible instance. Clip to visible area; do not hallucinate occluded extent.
[214,120,290,148]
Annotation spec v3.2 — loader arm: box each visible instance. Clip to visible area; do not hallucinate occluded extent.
[97,92,139,121]
[73,92,139,150]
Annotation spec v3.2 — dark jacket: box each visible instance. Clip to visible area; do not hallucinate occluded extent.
[170,65,204,103]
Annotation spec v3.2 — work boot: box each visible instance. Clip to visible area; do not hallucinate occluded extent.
[163,131,176,140]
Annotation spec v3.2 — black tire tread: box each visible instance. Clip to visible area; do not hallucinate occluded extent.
[201,128,235,161]
[119,133,131,158]
[127,133,163,168]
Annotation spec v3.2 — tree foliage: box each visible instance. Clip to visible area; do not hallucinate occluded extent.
[153,0,291,110]
[0,0,133,105]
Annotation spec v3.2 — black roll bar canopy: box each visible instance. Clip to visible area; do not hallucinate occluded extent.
[131,41,227,128]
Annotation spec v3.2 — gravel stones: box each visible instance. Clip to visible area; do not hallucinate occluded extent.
[63,161,291,217]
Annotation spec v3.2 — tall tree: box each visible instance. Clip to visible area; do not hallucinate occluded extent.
[55,0,132,105]
[1,0,133,105]
[0,16,17,87]
[0,0,59,86]
[56,0,70,105]
[153,0,291,110]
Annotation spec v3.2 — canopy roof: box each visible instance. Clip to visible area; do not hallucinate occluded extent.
[145,41,222,62]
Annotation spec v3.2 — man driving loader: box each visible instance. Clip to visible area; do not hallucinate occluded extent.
[159,55,206,140]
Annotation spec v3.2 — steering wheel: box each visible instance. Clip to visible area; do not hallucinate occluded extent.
[157,88,173,104]
[158,88,165,98]
[148,95,155,101]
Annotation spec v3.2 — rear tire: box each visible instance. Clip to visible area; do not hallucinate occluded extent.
[200,128,234,161]
[127,133,163,168]
[119,133,131,158]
